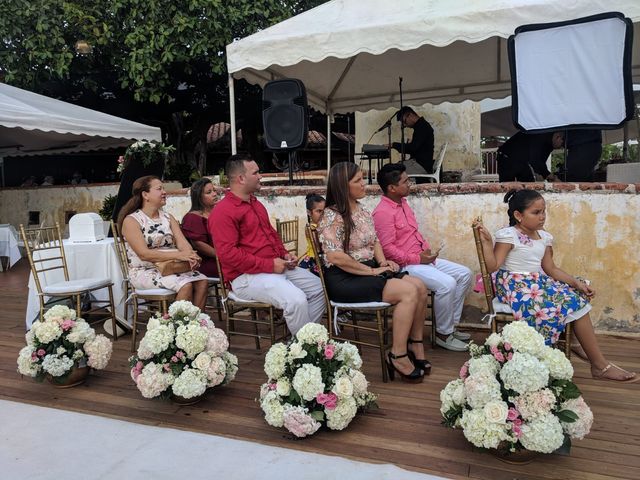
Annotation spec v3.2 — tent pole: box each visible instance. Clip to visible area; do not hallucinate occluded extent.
[228,74,237,155]
[326,109,332,176]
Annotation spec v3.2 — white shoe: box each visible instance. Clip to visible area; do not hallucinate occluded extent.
[453,330,471,341]
[436,334,469,352]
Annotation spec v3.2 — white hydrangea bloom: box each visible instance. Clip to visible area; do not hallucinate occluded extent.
[440,379,466,415]
[168,301,201,321]
[264,343,288,379]
[17,346,40,377]
[464,373,502,409]
[540,347,574,380]
[33,321,63,343]
[172,368,207,399]
[135,362,175,398]
[334,342,362,369]
[468,355,501,377]
[138,324,175,356]
[66,320,96,344]
[292,364,325,401]
[261,392,286,428]
[295,323,329,345]
[44,305,76,321]
[288,342,308,362]
[146,316,162,331]
[459,409,512,449]
[520,412,565,453]
[41,354,74,377]
[560,397,593,440]
[206,356,227,387]
[349,370,369,396]
[221,351,238,385]
[175,323,208,358]
[325,396,358,431]
[332,375,354,399]
[485,333,503,348]
[84,334,112,370]
[513,388,556,420]
[499,352,549,394]
[501,322,545,357]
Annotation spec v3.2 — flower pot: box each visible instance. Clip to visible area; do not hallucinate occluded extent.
[171,393,205,406]
[490,448,539,465]
[47,366,90,388]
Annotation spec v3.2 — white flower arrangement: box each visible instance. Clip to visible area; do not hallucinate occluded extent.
[259,323,377,438]
[17,305,112,384]
[441,322,593,456]
[130,301,235,400]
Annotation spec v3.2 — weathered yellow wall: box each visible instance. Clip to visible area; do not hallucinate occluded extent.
[2,182,637,335]
[355,101,482,172]
[165,186,640,335]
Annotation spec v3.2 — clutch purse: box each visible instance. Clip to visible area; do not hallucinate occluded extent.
[155,259,192,276]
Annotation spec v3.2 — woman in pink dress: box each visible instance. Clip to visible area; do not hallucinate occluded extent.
[181,178,219,278]
[117,175,208,309]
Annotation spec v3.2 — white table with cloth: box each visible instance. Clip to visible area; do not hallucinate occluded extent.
[0,224,22,271]
[25,238,129,333]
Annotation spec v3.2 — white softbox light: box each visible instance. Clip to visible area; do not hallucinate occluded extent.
[509,12,634,132]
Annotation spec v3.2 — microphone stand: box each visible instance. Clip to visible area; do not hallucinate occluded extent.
[399,77,405,161]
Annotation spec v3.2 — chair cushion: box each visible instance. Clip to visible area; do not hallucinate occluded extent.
[492,297,512,314]
[134,288,176,296]
[330,300,391,309]
[207,277,221,283]
[42,278,113,294]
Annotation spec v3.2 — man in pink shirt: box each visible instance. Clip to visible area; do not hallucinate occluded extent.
[208,154,324,335]
[372,163,472,351]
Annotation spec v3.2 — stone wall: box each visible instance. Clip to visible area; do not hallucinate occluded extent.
[2,181,638,335]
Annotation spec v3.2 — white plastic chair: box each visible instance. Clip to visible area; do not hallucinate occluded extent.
[407,142,447,183]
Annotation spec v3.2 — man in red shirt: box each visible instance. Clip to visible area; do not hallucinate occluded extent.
[208,154,324,334]
[372,163,472,351]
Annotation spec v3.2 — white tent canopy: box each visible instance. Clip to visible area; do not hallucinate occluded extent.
[227,0,640,160]
[0,82,161,157]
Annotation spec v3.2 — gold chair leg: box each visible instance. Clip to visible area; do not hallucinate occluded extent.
[251,309,260,350]
[491,317,498,334]
[376,311,388,383]
[430,292,437,348]
[107,285,117,341]
[76,294,82,320]
[564,323,572,358]
[269,307,276,345]
[131,296,139,353]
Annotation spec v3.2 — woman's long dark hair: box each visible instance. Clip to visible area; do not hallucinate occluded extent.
[504,189,543,226]
[188,177,213,213]
[116,175,160,229]
[325,162,361,252]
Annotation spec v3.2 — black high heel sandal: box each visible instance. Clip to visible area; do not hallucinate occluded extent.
[407,338,432,375]
[387,351,424,383]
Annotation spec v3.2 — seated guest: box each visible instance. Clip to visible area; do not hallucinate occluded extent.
[373,163,472,352]
[181,177,218,277]
[118,175,208,310]
[298,193,325,276]
[208,154,325,335]
[41,175,55,186]
[317,162,430,382]
[70,171,89,185]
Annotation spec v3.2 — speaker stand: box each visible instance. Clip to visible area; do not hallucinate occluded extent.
[288,151,295,185]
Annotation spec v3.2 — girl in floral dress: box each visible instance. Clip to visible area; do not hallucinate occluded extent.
[475,189,637,383]
[118,176,209,310]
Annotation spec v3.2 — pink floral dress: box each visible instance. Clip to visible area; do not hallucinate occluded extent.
[125,210,206,291]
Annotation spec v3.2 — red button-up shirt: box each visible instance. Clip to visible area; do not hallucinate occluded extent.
[372,195,430,267]
[208,191,287,283]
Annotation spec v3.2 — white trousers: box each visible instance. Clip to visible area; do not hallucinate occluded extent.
[230,267,326,335]
[403,259,472,335]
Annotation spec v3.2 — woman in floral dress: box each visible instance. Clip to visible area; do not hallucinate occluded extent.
[118,175,208,309]
[475,189,636,383]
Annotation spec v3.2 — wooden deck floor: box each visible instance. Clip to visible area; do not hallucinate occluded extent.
[1,261,639,479]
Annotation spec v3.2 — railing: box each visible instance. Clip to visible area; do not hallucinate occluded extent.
[481,147,499,175]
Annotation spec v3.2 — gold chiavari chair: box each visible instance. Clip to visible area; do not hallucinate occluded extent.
[472,223,571,357]
[20,222,118,339]
[110,221,176,351]
[276,218,299,256]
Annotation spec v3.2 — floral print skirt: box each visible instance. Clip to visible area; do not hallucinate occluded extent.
[495,269,590,345]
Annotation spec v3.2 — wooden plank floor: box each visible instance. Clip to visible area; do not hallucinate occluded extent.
[1,261,639,479]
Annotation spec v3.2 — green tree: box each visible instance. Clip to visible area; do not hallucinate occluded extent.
[0,0,325,180]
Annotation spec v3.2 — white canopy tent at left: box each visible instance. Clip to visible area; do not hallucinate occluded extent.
[0,82,161,185]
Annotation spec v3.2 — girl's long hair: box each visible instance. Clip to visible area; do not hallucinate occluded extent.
[117,175,160,230]
[188,177,213,213]
[504,189,543,226]
[325,162,360,252]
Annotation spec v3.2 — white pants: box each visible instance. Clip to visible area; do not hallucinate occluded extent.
[230,267,325,335]
[403,259,472,335]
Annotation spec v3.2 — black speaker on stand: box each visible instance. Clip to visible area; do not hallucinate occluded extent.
[262,79,308,185]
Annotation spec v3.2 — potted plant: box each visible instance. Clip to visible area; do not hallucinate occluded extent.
[440,322,593,462]
[129,301,237,405]
[259,323,378,438]
[98,194,117,235]
[17,305,113,387]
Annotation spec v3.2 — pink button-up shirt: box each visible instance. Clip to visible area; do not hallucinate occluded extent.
[372,195,430,267]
